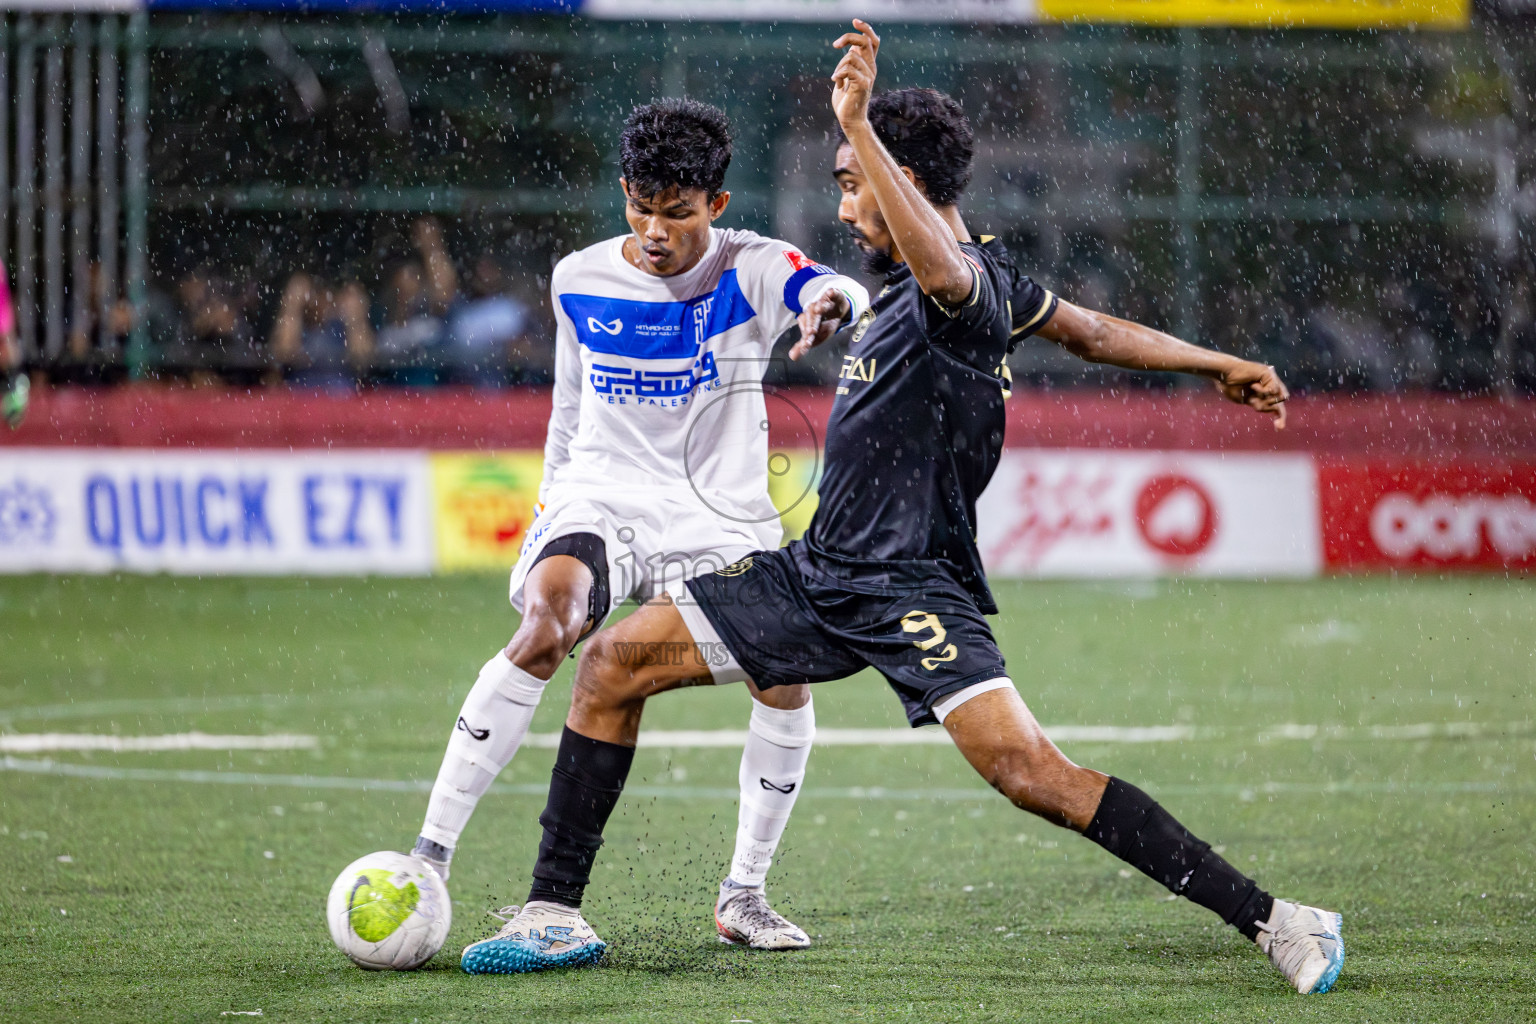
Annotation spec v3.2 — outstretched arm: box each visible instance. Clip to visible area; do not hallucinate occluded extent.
[788,287,851,361]
[1037,299,1290,428]
[830,21,973,306]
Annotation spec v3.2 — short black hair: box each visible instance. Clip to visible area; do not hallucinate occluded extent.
[843,88,974,207]
[619,98,733,199]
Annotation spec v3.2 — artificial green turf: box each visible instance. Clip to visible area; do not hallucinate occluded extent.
[1,574,1532,1022]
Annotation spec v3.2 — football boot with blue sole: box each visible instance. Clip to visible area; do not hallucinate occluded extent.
[1258,901,1344,994]
[461,902,606,974]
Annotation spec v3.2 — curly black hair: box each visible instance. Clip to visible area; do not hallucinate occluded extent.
[619,98,733,199]
[842,88,974,207]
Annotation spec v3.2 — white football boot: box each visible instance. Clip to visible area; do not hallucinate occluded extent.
[715,884,811,950]
[1255,900,1345,994]
[461,901,606,974]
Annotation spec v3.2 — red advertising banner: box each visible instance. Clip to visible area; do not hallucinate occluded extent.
[1319,461,1536,570]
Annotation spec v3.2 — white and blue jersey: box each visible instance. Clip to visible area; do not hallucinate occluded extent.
[539,228,867,527]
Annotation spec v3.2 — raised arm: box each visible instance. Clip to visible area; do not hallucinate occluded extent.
[412,217,458,315]
[1037,298,1290,428]
[336,281,375,369]
[830,21,973,306]
[270,273,311,364]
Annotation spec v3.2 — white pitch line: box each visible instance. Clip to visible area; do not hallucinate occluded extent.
[0,733,319,753]
[525,721,1524,748]
[0,755,1525,800]
[522,725,1200,747]
[0,721,1522,755]
[0,694,294,724]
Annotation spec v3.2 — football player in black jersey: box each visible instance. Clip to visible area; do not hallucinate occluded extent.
[474,20,1343,994]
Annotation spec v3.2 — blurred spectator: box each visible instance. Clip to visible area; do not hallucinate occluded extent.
[374,218,456,386]
[66,263,135,362]
[53,261,148,384]
[442,253,531,387]
[164,268,266,386]
[1378,278,1440,389]
[1308,303,1398,391]
[270,273,373,390]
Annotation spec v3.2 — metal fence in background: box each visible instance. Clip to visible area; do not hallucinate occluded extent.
[1,11,148,372]
[1,14,1532,391]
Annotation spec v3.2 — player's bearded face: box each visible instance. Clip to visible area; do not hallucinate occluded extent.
[847,223,896,276]
[620,182,722,277]
[833,144,896,276]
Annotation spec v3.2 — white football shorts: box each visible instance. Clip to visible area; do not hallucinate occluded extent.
[508,483,780,632]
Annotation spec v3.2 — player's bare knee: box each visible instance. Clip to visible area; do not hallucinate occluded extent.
[750,682,809,711]
[504,626,572,680]
[505,600,589,678]
[988,746,1081,826]
[571,633,646,712]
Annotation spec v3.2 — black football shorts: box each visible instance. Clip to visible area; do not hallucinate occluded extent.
[683,542,1008,727]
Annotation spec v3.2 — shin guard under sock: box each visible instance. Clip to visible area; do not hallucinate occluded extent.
[1085,776,1273,940]
[528,726,635,909]
[420,652,545,850]
[728,697,815,888]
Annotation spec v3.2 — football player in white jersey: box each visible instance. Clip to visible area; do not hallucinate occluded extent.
[408,98,869,955]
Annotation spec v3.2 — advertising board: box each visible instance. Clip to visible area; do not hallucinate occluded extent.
[0,449,434,575]
[1319,461,1536,571]
[974,450,1323,578]
[9,447,1533,577]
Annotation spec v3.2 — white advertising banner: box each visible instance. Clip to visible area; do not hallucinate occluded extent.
[1,1,140,9]
[1,447,1322,578]
[583,0,1041,21]
[976,450,1321,578]
[0,449,434,575]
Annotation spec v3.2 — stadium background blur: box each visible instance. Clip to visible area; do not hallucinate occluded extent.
[1,2,1533,396]
[3,5,1535,1021]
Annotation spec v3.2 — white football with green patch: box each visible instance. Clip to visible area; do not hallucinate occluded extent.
[326,851,451,970]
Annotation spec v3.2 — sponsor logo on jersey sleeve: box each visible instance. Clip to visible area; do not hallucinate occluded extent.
[783,258,837,314]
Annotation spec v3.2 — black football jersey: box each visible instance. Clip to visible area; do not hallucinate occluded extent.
[802,236,1056,613]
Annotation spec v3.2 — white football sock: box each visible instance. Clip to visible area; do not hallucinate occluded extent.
[726,696,815,889]
[419,651,545,850]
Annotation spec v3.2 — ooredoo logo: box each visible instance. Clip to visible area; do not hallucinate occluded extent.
[1134,474,1218,557]
[1369,492,1536,561]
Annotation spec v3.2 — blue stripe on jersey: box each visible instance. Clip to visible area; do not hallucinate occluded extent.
[560,269,757,359]
[783,263,836,314]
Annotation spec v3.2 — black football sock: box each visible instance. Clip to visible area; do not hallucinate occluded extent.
[527,726,635,910]
[1084,777,1274,941]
